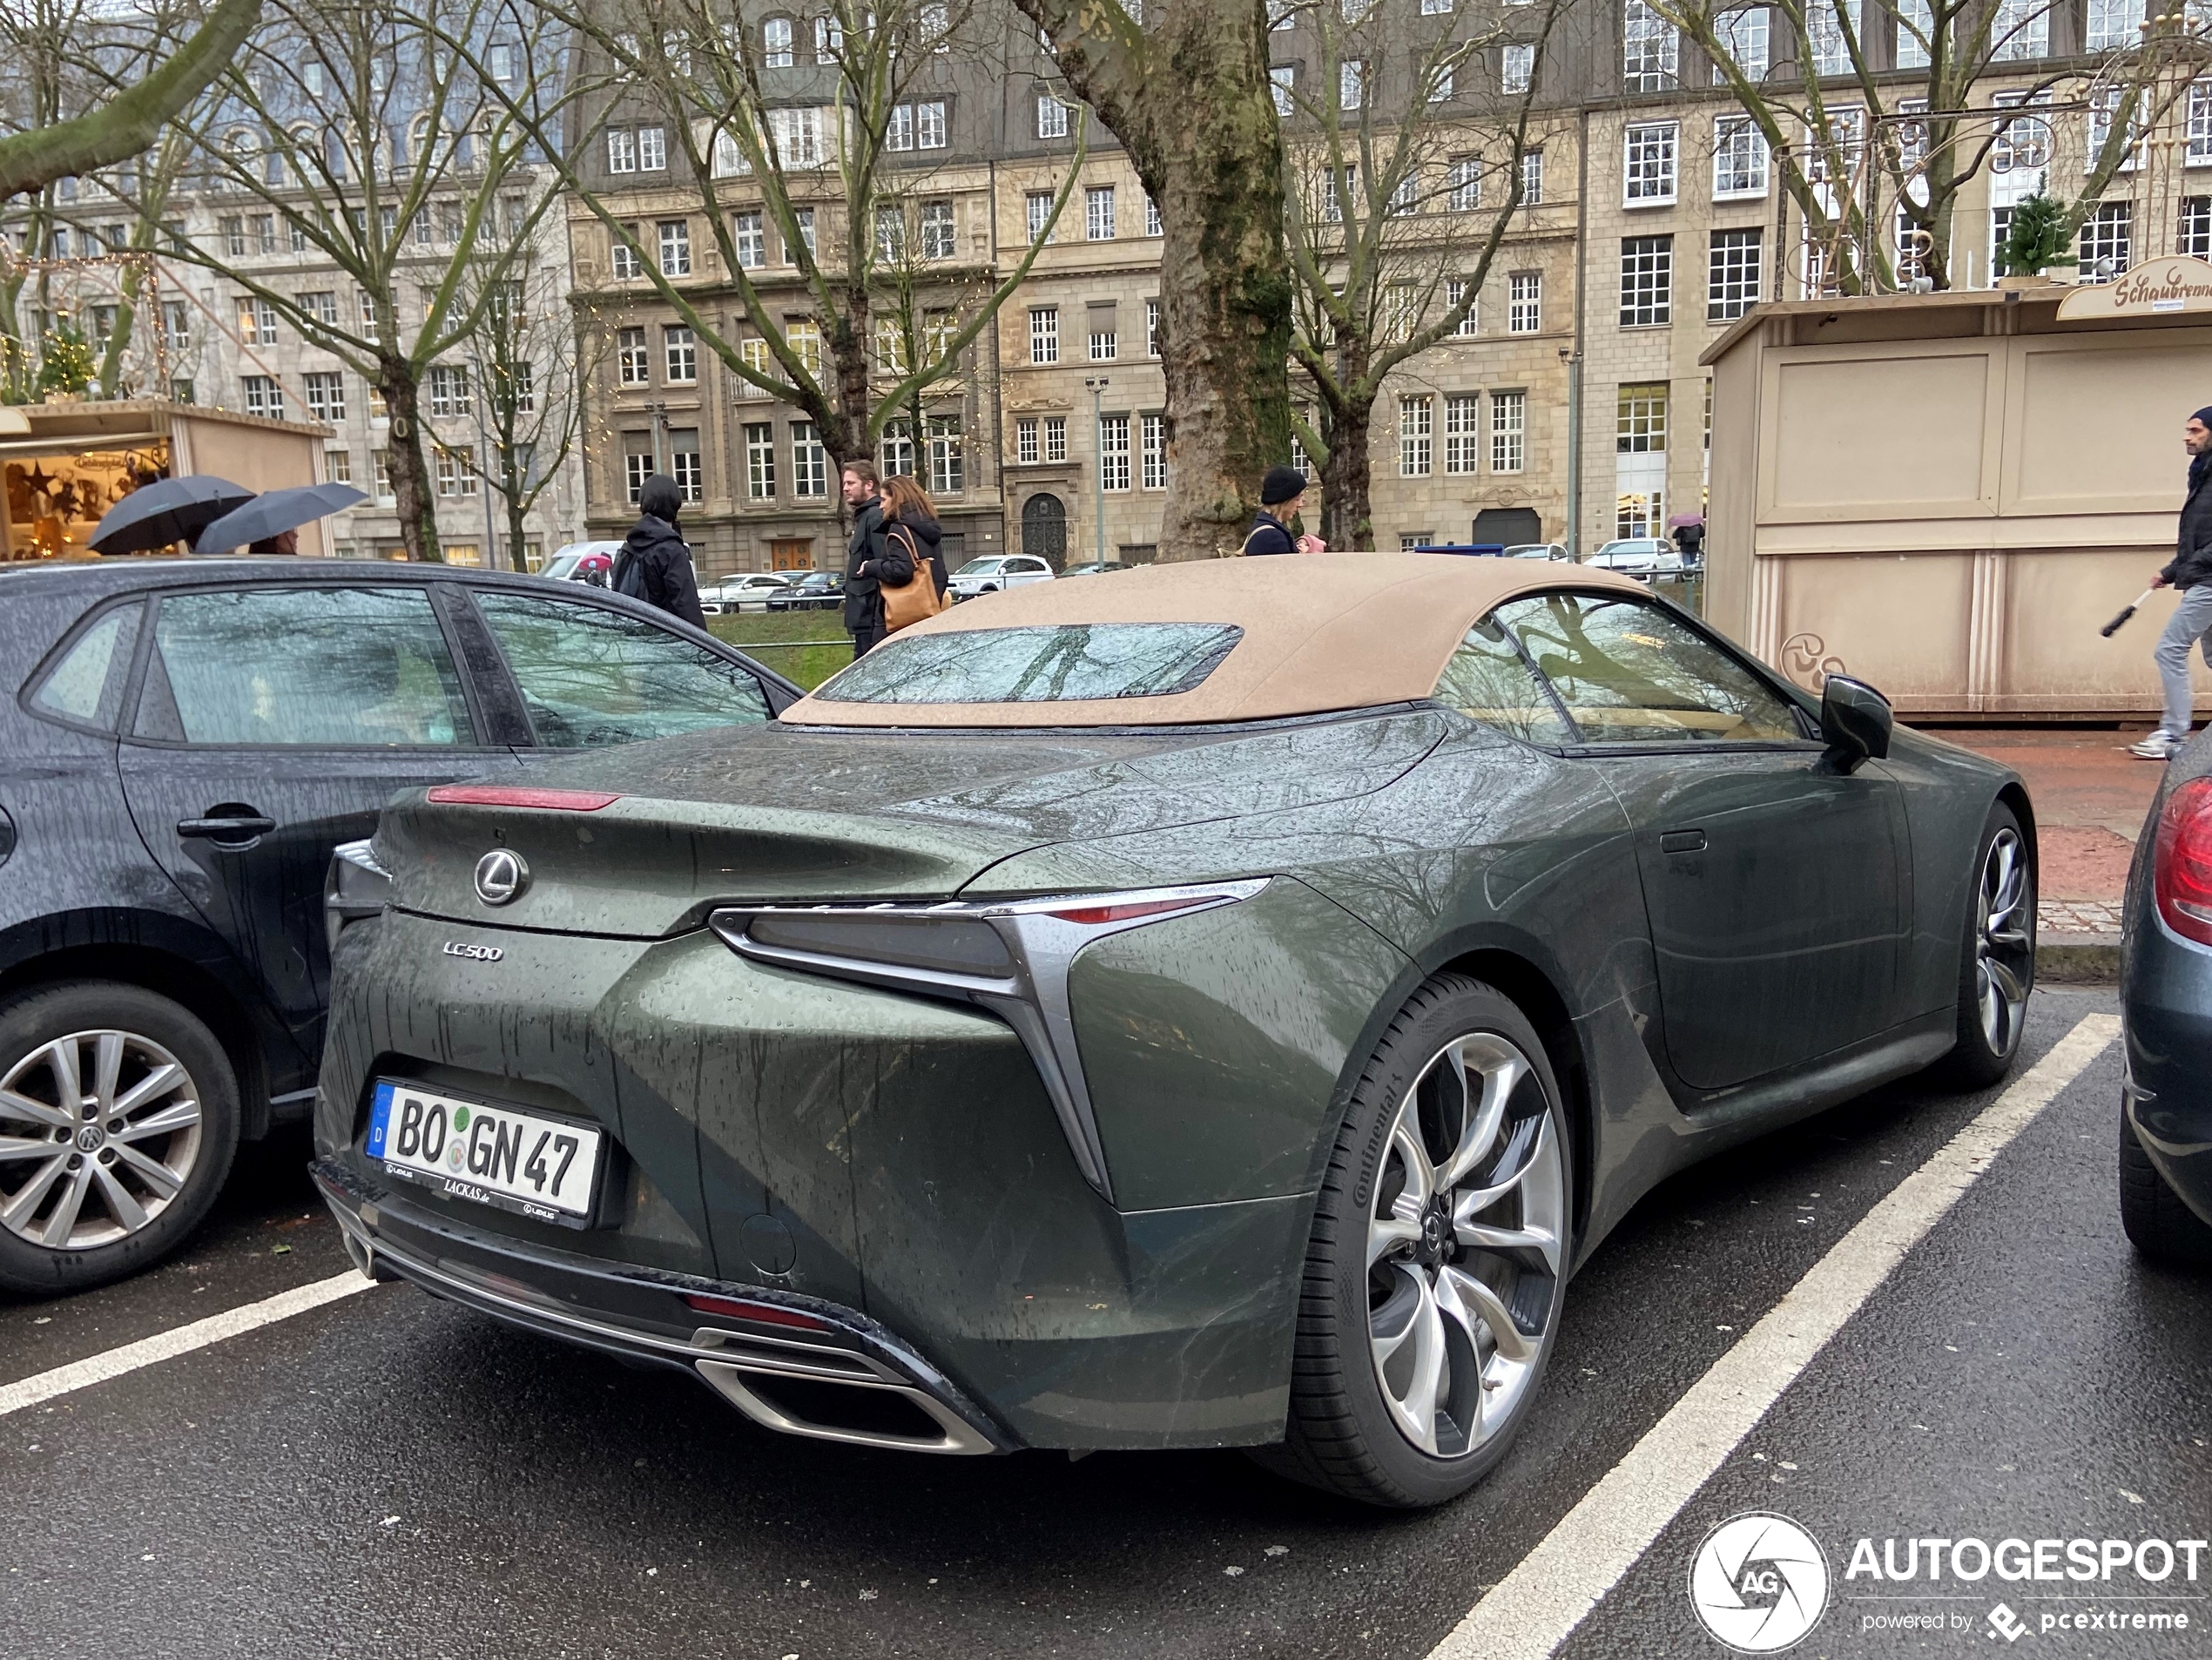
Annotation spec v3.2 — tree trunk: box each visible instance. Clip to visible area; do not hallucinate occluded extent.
[1319,399,1373,551]
[505,487,528,573]
[96,260,145,400]
[381,365,442,562]
[1020,0,1292,559]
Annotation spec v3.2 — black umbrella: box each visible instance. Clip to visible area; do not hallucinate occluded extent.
[90,475,255,555]
[192,482,368,554]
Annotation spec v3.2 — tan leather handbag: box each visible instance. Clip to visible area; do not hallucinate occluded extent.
[880,523,944,634]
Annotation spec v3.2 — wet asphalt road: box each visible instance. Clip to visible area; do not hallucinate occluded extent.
[3,988,2206,1660]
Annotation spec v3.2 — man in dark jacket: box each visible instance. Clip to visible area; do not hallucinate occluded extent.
[840,461,891,656]
[1241,465,1325,555]
[2134,408,2212,759]
[611,475,705,631]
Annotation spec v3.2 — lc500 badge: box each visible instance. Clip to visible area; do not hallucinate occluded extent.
[442,941,504,962]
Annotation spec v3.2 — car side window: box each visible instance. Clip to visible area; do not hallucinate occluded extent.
[474,591,770,748]
[141,587,475,747]
[1431,618,1574,746]
[29,601,143,730]
[1494,591,1804,746]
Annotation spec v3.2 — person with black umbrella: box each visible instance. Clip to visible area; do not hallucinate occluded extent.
[610,475,705,630]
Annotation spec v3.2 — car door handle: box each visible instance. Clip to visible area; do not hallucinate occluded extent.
[1659,828,1707,854]
[178,814,277,840]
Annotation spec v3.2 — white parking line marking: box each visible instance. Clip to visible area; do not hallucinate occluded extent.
[0,1270,379,1420]
[1428,1012,2121,1660]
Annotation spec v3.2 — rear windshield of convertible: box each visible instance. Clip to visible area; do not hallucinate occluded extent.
[812,623,1244,704]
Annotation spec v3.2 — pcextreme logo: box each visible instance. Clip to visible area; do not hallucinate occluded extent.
[1689,1512,1832,1653]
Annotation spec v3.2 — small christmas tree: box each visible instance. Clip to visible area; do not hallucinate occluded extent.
[35,319,94,397]
[2000,191,2073,278]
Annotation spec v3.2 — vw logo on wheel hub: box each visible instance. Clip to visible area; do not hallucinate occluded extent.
[474,848,529,906]
[75,1124,104,1152]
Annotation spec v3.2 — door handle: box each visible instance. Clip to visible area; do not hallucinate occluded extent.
[178,814,277,841]
[1659,828,1707,854]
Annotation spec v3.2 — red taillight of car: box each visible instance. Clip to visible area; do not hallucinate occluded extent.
[1043,895,1218,927]
[2154,777,2212,947]
[682,1292,833,1333]
[425,786,623,812]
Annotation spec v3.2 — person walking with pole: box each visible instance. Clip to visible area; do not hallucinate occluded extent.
[2132,408,2212,760]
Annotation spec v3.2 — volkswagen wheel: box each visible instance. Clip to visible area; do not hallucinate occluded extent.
[1938,804,2034,1089]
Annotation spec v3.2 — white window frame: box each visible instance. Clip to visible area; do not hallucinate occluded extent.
[1445,395,1480,474]
[1509,271,1542,333]
[1490,391,1526,474]
[1030,307,1059,364]
[1399,395,1432,477]
[1712,114,1769,199]
[658,219,691,276]
[1623,121,1678,206]
[1141,412,1167,490]
[1085,185,1116,241]
[1098,413,1130,491]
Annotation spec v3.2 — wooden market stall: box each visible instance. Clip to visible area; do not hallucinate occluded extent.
[0,399,330,563]
[1702,263,2212,719]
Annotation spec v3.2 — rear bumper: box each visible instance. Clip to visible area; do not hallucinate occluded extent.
[2121,917,2212,1226]
[312,1157,1010,1456]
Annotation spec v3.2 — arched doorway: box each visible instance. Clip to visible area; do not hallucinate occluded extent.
[1022,492,1066,567]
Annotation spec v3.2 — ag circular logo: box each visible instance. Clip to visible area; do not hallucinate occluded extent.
[473,848,528,906]
[1688,1512,1831,1653]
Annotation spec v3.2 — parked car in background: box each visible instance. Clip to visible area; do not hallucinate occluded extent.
[539,542,623,585]
[1505,543,1572,563]
[2119,727,2212,1265]
[1061,561,1133,577]
[701,573,794,616]
[948,555,1055,600]
[765,571,846,611]
[1584,539,1684,579]
[0,558,797,1296]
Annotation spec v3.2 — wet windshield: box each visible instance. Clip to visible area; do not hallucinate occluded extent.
[813,624,1244,704]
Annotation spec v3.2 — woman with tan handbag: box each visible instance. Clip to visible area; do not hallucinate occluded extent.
[876,474,951,636]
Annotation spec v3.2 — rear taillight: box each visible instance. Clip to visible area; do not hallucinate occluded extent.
[683,1292,833,1333]
[2154,777,2212,947]
[426,786,622,811]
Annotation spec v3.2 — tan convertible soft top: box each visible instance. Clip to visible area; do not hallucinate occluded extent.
[779,551,1651,727]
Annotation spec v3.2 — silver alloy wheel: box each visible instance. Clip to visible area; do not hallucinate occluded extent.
[0,1029,203,1250]
[1367,1031,1565,1459]
[1975,827,2033,1059]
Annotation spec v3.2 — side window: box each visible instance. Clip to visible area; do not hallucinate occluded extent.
[143,587,475,746]
[1432,618,1574,746]
[29,602,143,730]
[1494,591,1804,746]
[474,591,770,748]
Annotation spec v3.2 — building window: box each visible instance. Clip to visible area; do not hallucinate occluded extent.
[1989,0,2047,60]
[1044,415,1068,462]
[1624,121,1677,205]
[875,315,909,374]
[1085,185,1116,241]
[242,375,283,420]
[161,300,190,347]
[1708,228,1764,321]
[373,449,392,497]
[1400,534,1435,550]
[734,211,765,268]
[745,422,776,497]
[625,451,651,504]
[1088,315,1116,361]
[1098,414,1130,491]
[2189,82,2212,167]
[786,317,822,375]
[1399,395,1432,477]
[1622,0,1678,91]
[1016,415,1040,464]
[1617,382,1667,453]
[921,199,956,259]
[1037,93,1069,139]
[1714,116,1768,199]
[792,421,826,496]
[1145,298,1162,357]
[888,104,916,151]
[1447,278,1479,335]
[606,129,637,174]
[1030,307,1059,364]
[1141,413,1167,490]
[928,414,964,495]
[514,363,536,415]
[917,100,948,149]
[875,205,906,261]
[617,327,650,385]
[1718,5,1769,77]
[611,228,644,280]
[1808,0,1857,76]
[665,325,698,382]
[435,445,477,497]
[658,219,691,276]
[1892,0,1929,66]
[1505,271,1542,333]
[2087,0,2134,50]
[1445,394,1481,474]
[1340,59,1365,110]
[428,365,471,417]
[638,126,666,170]
[661,433,699,502]
[1145,194,1163,236]
[880,417,915,477]
[236,297,279,345]
[1446,156,1481,213]
[764,17,794,65]
[1620,235,1672,327]
[2078,199,2132,281]
[325,448,352,484]
[299,290,339,330]
[1502,43,1533,93]
[1271,64,1295,115]
[1522,148,1544,206]
[1027,191,1056,243]
[1491,392,1526,474]
[2182,197,2212,260]
[303,371,346,423]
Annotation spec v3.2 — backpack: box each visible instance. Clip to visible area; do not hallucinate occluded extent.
[880,523,945,634]
[613,549,651,602]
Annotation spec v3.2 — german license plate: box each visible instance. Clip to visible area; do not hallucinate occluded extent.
[366,1080,603,1227]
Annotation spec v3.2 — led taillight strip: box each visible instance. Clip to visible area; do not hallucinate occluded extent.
[426,786,624,812]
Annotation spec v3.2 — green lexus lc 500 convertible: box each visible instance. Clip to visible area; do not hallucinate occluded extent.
[312,553,2033,1508]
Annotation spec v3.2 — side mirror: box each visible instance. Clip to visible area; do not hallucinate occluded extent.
[1814,676,1893,775]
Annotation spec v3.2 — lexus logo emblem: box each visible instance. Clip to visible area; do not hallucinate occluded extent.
[474,848,528,906]
[443,941,504,962]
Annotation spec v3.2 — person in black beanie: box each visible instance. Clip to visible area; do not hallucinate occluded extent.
[1241,464,1327,555]
[610,474,705,630]
[2134,407,2212,759]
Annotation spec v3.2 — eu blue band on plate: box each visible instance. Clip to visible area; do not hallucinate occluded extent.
[366,1081,394,1159]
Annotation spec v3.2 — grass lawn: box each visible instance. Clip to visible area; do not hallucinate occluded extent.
[708,608,853,691]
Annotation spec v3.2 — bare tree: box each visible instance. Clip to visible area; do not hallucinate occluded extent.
[1284,0,1563,547]
[449,236,582,569]
[1015,0,1292,557]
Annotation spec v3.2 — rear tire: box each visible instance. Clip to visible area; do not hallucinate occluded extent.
[2120,1110,2212,1267]
[1255,975,1570,1508]
[1936,803,2034,1089]
[0,982,240,1297]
